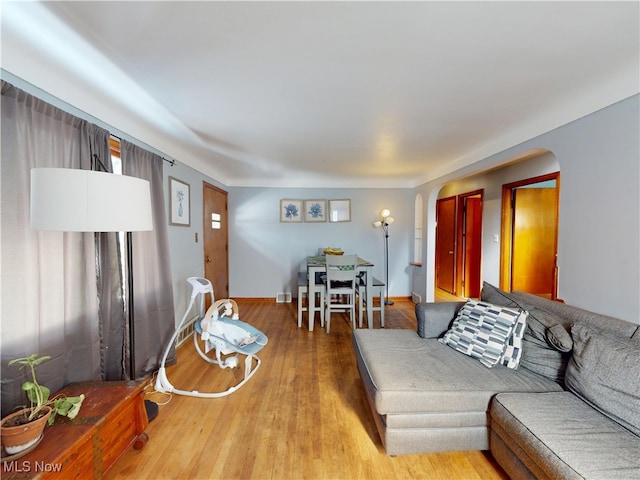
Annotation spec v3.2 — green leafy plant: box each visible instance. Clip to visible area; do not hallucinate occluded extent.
[7,354,84,425]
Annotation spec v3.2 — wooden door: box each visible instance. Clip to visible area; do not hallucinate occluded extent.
[435,196,457,294]
[461,195,482,298]
[203,182,229,306]
[511,187,557,295]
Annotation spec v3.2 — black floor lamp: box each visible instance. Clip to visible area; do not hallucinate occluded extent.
[373,209,394,306]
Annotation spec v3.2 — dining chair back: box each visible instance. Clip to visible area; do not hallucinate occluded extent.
[323,254,358,333]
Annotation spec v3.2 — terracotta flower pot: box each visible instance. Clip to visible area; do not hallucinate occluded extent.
[1,406,52,455]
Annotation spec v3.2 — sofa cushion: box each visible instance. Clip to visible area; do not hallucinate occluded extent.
[439,299,527,368]
[481,281,519,308]
[565,324,640,437]
[519,307,572,384]
[491,392,640,479]
[509,290,637,338]
[481,283,570,381]
[546,324,573,352]
[353,329,561,415]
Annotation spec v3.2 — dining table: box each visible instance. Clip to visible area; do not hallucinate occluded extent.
[306,255,375,331]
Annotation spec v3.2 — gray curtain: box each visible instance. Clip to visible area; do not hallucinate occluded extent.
[0,81,102,415]
[88,131,128,380]
[121,140,176,380]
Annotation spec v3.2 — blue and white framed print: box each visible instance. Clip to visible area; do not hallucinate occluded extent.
[169,176,190,226]
[280,199,303,223]
[304,199,327,222]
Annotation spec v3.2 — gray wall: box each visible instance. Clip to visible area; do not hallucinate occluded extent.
[162,161,227,323]
[228,187,413,299]
[413,95,639,324]
[6,71,638,325]
[164,179,414,323]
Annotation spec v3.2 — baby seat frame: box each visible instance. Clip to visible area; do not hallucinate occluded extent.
[155,277,267,398]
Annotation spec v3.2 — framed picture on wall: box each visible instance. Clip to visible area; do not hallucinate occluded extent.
[329,199,351,222]
[280,199,303,223]
[169,176,191,226]
[304,199,327,222]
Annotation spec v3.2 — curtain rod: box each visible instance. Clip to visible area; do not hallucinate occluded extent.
[110,133,175,167]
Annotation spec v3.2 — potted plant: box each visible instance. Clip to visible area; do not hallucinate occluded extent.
[1,354,85,456]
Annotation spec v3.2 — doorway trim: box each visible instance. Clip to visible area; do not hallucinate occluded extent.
[203,182,229,303]
[500,171,560,298]
[456,189,483,298]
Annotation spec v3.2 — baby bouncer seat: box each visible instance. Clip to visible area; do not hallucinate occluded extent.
[155,277,267,398]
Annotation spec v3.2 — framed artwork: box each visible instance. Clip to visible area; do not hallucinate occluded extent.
[169,176,190,226]
[280,199,303,223]
[329,199,351,222]
[304,199,327,222]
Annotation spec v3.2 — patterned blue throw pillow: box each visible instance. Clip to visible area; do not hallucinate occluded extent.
[499,310,528,369]
[439,299,527,368]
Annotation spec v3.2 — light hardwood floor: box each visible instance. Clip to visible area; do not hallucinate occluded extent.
[105,299,508,480]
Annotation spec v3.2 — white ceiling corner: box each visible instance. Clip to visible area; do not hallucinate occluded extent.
[2,1,638,188]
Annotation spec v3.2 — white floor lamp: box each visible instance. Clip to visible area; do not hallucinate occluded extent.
[30,166,153,382]
[373,209,394,306]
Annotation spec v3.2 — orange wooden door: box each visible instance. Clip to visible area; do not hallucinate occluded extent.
[462,196,482,298]
[203,182,229,306]
[511,187,557,295]
[436,196,457,294]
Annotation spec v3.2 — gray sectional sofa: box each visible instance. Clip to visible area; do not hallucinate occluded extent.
[352,283,640,478]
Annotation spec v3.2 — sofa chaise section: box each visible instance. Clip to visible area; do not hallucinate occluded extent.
[490,392,640,479]
[352,328,561,455]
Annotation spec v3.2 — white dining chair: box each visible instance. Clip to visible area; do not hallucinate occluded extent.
[356,273,385,328]
[323,254,358,333]
[297,271,308,328]
[298,271,324,330]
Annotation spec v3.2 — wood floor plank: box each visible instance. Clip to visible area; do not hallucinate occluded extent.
[105,299,508,480]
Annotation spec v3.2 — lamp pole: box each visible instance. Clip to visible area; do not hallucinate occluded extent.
[374,209,394,306]
[381,222,394,305]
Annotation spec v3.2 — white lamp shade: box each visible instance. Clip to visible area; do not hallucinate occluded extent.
[31,168,153,232]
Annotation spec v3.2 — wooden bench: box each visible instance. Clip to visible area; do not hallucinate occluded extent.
[1,381,149,479]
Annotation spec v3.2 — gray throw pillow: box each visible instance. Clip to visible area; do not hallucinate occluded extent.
[480,282,519,308]
[565,324,640,437]
[519,308,571,384]
[480,283,572,381]
[546,324,573,352]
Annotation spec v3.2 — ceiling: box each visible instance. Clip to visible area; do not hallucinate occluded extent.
[2,1,638,188]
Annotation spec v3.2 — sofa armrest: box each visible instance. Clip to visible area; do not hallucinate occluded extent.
[415,301,466,338]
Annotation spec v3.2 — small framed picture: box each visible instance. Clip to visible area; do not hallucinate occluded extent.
[280,199,303,223]
[169,176,190,226]
[304,199,327,222]
[329,199,351,222]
